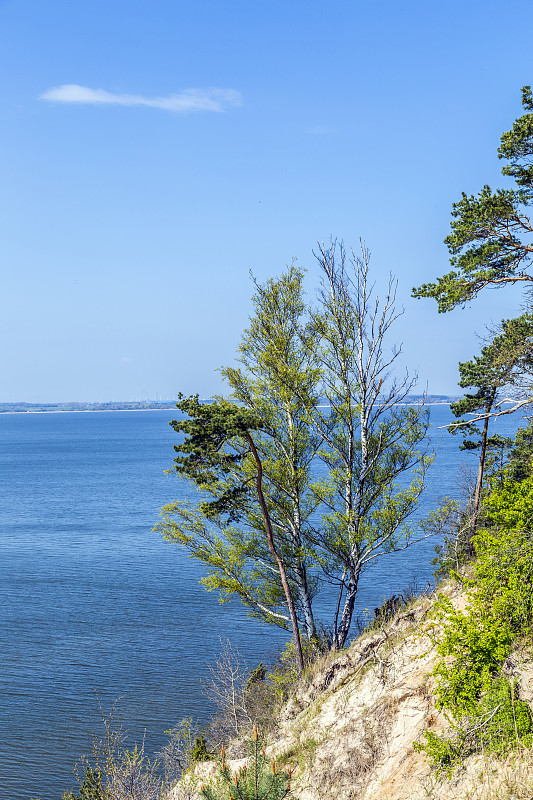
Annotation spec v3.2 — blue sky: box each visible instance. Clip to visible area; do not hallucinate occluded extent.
[1,0,532,402]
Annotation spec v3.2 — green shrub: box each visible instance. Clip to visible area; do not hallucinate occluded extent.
[413,731,463,779]
[472,677,533,755]
[415,677,533,776]
[191,735,210,762]
[432,595,512,716]
[268,638,320,703]
[417,476,533,774]
[61,766,105,800]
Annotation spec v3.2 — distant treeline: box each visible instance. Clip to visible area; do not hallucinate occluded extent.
[0,401,178,413]
[0,396,459,414]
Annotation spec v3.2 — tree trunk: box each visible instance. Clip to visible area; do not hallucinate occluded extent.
[286,404,317,641]
[245,433,305,672]
[292,562,317,640]
[334,568,360,649]
[470,412,490,551]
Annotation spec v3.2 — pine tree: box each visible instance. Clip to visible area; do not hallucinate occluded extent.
[413,86,533,311]
[449,313,533,538]
[201,729,292,800]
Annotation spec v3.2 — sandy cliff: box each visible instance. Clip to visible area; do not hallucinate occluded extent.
[169,581,533,800]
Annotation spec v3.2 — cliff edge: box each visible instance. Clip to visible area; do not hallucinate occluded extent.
[170,580,533,800]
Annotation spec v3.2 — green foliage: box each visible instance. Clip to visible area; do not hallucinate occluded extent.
[162,376,307,670]
[191,736,210,762]
[157,268,320,653]
[499,86,533,188]
[449,314,533,443]
[220,264,322,644]
[507,420,533,482]
[414,85,533,529]
[473,677,533,755]
[157,499,290,626]
[417,477,533,774]
[201,731,292,800]
[169,393,263,520]
[413,731,463,779]
[432,595,512,716]
[445,314,533,543]
[432,479,533,715]
[415,678,533,777]
[413,87,533,311]
[483,474,533,532]
[267,639,319,703]
[61,767,105,800]
[157,252,432,651]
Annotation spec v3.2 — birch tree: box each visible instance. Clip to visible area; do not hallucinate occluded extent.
[305,240,433,647]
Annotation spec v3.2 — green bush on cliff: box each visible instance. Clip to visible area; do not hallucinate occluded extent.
[61,766,105,800]
[431,596,512,716]
[416,476,533,773]
[268,638,321,704]
[416,677,533,778]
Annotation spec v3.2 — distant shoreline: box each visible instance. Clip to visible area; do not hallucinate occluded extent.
[0,407,178,415]
[0,397,460,414]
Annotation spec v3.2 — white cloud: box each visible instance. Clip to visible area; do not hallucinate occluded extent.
[120,357,133,364]
[39,84,242,113]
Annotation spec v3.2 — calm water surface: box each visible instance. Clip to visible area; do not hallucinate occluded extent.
[0,408,522,800]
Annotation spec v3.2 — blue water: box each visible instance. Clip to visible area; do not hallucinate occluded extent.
[0,407,523,800]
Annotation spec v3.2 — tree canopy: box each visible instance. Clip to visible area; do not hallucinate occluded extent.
[448,313,533,538]
[413,86,533,312]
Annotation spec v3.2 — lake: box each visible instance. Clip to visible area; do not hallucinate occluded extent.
[0,406,523,799]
